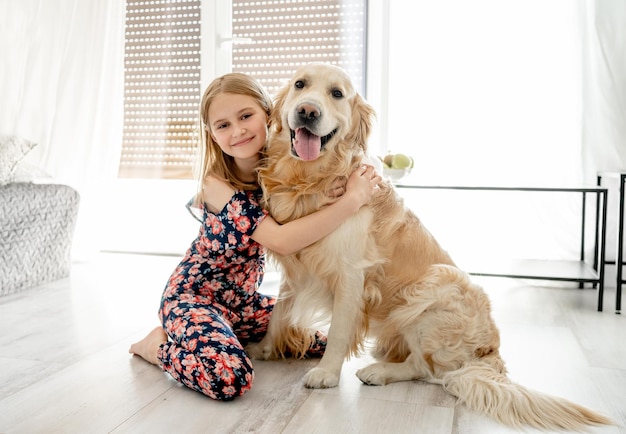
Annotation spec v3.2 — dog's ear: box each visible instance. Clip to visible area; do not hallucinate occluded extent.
[270,82,290,134]
[346,93,376,151]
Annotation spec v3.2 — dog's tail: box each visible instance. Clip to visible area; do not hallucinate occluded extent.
[441,361,614,431]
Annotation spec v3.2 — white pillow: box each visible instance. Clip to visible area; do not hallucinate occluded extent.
[9,162,52,183]
[0,135,37,185]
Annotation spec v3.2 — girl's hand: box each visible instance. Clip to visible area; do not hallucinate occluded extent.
[344,165,381,208]
[326,176,348,198]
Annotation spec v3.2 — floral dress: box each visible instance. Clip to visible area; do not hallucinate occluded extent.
[157,189,324,400]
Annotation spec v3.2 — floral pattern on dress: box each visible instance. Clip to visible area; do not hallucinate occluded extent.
[156,189,326,400]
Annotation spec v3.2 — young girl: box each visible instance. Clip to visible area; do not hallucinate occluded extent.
[129,73,380,400]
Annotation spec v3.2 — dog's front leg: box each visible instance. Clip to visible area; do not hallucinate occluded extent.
[303,276,363,388]
[246,284,293,360]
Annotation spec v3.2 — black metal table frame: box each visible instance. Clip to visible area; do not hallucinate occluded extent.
[597,172,625,314]
[395,184,609,312]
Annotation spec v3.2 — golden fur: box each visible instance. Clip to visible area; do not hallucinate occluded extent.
[247,63,614,431]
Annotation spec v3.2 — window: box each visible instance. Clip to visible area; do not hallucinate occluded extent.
[118,0,367,180]
[119,0,202,179]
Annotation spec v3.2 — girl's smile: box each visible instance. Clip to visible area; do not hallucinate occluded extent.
[232,135,254,147]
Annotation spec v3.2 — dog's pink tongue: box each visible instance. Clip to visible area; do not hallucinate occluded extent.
[293,128,321,161]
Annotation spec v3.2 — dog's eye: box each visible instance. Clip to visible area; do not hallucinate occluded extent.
[294,80,305,89]
[331,89,343,99]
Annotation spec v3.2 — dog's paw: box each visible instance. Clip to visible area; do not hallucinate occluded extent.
[245,342,275,360]
[303,367,340,389]
[356,364,388,386]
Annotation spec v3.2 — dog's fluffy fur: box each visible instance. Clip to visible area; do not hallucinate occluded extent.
[247,63,613,431]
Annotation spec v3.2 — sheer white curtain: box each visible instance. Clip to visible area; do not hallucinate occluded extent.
[580,0,626,268]
[581,0,626,181]
[0,0,126,258]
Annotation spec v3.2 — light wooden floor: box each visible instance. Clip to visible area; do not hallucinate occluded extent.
[0,253,624,434]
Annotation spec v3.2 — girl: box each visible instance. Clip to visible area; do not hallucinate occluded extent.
[129,73,381,400]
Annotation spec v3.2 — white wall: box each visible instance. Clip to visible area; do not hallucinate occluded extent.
[99,179,199,256]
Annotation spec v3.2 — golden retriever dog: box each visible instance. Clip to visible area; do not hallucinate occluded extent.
[247,62,613,431]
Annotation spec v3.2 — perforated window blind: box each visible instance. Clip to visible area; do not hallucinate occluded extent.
[119,0,202,179]
[231,1,367,97]
[119,0,367,179]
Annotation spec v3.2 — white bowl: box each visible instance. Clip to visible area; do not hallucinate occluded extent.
[383,168,410,182]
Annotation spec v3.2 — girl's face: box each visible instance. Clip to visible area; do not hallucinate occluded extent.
[208,92,268,164]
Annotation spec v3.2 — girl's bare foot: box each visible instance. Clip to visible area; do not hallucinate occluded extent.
[129,326,168,366]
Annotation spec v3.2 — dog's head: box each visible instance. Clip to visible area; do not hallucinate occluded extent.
[270,63,375,162]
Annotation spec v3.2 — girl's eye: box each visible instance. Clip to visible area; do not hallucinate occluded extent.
[217,123,228,129]
[241,113,252,120]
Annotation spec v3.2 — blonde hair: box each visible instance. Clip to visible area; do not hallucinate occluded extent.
[196,73,273,197]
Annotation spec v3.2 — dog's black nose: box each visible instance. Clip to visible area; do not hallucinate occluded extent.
[297,103,320,121]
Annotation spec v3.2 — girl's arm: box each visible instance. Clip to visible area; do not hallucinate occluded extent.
[251,165,380,256]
